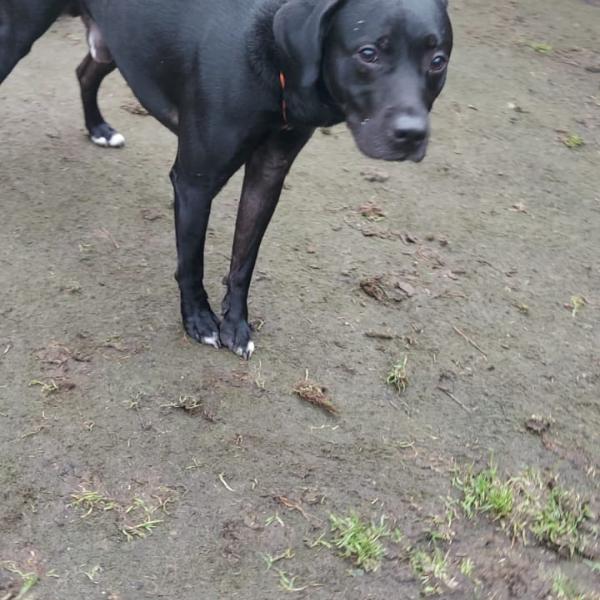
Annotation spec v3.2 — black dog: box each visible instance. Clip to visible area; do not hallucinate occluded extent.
[1,0,452,359]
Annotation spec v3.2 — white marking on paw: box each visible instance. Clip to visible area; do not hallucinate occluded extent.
[235,340,255,360]
[91,133,125,148]
[91,135,108,147]
[201,333,220,349]
[108,133,125,147]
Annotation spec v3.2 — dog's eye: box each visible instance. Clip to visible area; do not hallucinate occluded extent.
[429,55,448,72]
[357,46,379,63]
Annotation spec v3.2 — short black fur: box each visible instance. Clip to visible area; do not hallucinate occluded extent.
[1,0,453,360]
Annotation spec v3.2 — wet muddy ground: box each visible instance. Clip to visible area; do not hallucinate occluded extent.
[1,1,599,598]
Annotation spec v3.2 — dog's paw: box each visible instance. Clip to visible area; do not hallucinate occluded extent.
[90,123,125,148]
[183,309,221,349]
[219,318,254,360]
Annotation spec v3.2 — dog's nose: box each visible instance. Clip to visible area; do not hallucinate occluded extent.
[392,115,428,144]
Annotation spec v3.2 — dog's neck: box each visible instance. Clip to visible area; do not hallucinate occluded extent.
[247,0,283,90]
[247,0,344,127]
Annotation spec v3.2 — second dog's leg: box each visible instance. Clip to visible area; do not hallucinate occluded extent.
[0,0,67,84]
[75,53,124,147]
[220,127,314,359]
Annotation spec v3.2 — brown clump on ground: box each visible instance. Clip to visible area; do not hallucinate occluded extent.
[292,380,338,415]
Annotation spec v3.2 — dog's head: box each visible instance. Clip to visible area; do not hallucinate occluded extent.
[274,0,452,162]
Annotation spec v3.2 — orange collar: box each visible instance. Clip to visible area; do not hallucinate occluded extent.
[279,71,289,126]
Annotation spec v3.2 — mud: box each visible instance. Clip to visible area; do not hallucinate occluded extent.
[1,1,599,598]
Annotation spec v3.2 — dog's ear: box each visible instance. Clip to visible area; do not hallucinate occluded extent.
[274,0,345,126]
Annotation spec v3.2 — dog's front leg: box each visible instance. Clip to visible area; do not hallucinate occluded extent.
[170,158,237,349]
[221,127,314,359]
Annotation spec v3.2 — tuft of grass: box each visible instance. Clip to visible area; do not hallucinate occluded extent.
[569,295,587,316]
[562,134,585,150]
[265,512,285,527]
[391,528,404,544]
[551,572,586,600]
[121,497,164,541]
[528,41,553,54]
[386,355,409,394]
[161,395,203,413]
[459,557,474,578]
[513,301,530,315]
[69,489,118,518]
[329,514,389,572]
[305,532,332,549]
[262,549,294,571]
[81,564,102,584]
[427,502,458,544]
[531,487,590,556]
[69,488,175,541]
[584,560,600,574]
[454,464,514,520]
[1,562,39,600]
[28,379,59,395]
[410,548,457,596]
[276,570,309,592]
[121,517,163,541]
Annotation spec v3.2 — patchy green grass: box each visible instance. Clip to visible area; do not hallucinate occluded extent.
[427,503,458,544]
[531,487,591,555]
[386,355,409,394]
[528,41,553,54]
[330,514,390,572]
[69,488,118,517]
[562,134,585,150]
[120,497,165,541]
[454,463,596,557]
[0,562,39,600]
[69,487,176,541]
[161,394,203,413]
[551,572,586,600]
[121,516,163,541]
[584,560,600,574]
[454,463,514,520]
[459,557,474,578]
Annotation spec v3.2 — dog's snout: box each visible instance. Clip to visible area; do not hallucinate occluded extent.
[392,114,428,144]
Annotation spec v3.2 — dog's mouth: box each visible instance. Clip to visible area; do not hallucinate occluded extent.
[345,113,430,163]
[346,122,429,163]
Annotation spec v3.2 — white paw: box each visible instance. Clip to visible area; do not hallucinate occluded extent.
[235,341,255,360]
[91,132,125,148]
[108,132,125,147]
[201,332,221,349]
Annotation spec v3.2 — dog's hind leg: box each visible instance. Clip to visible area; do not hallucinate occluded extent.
[220,127,314,359]
[75,52,124,147]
